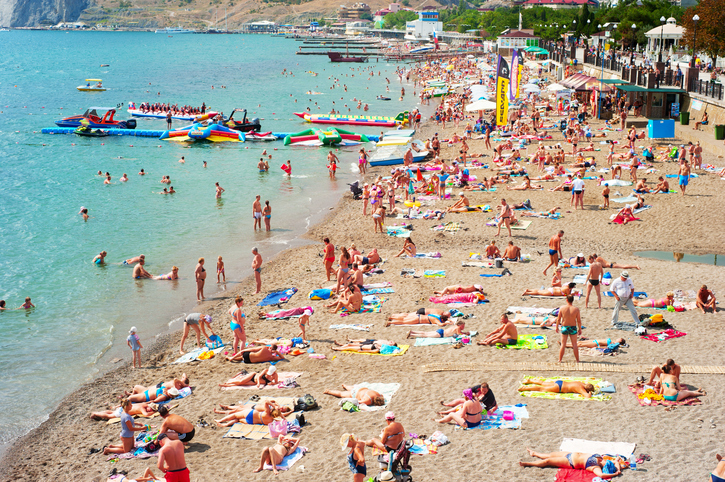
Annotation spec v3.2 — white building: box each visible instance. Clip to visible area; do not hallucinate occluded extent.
[405,11,442,42]
[644,17,684,57]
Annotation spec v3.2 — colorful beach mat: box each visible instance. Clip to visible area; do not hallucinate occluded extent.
[640,329,686,342]
[518,376,613,401]
[463,404,529,431]
[339,344,409,357]
[413,331,478,347]
[496,334,548,350]
[628,384,703,407]
[258,288,298,307]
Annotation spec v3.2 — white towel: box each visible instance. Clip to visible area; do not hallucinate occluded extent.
[559,438,635,458]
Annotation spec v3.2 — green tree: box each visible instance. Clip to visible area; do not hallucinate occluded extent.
[681,0,725,65]
[383,10,417,29]
[458,0,467,15]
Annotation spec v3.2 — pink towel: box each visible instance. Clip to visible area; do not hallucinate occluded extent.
[640,329,686,342]
[263,307,313,320]
[429,293,487,304]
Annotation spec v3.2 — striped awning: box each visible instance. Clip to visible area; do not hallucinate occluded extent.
[561,73,613,92]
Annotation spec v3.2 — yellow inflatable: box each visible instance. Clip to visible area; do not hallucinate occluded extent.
[404,200,421,208]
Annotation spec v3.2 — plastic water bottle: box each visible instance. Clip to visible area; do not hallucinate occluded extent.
[629,455,637,471]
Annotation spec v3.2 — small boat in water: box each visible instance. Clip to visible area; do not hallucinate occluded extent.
[155,26,195,34]
[369,140,429,166]
[245,131,277,141]
[222,109,261,133]
[74,126,109,137]
[56,107,136,129]
[77,79,107,92]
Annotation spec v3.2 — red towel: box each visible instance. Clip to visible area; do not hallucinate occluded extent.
[641,329,686,342]
[555,468,596,482]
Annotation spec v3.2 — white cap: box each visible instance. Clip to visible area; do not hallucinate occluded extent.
[168,387,179,397]
[303,310,312,316]
[129,326,137,333]
[267,365,277,375]
[577,253,584,258]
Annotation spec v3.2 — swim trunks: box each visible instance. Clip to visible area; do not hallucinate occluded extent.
[348,454,367,475]
[242,351,251,364]
[254,212,262,219]
[177,427,195,442]
[362,257,369,265]
[589,279,599,286]
[436,328,445,337]
[165,467,190,482]
[505,338,517,345]
[679,175,689,186]
[561,325,578,335]
[416,308,426,315]
[548,249,558,256]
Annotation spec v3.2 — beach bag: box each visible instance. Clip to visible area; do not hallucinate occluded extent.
[268,420,288,438]
[294,394,318,412]
[206,335,223,349]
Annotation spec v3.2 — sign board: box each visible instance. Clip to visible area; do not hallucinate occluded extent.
[670,102,680,117]
[691,99,703,111]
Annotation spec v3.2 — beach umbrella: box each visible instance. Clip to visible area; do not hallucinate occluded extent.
[545,83,567,92]
[465,99,497,111]
[523,84,541,92]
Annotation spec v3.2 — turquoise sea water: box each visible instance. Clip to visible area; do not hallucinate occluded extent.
[0,31,408,450]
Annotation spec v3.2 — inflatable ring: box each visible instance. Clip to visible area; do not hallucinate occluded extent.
[403,200,421,208]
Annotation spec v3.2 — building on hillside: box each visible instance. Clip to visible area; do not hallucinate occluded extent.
[590,30,609,47]
[522,0,598,9]
[338,3,372,21]
[644,17,684,55]
[404,10,442,41]
[374,2,401,16]
[497,30,539,57]
[345,19,373,34]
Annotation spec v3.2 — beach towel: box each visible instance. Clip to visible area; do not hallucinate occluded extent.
[612,195,638,203]
[604,180,633,186]
[387,226,412,237]
[263,447,307,471]
[507,306,556,315]
[628,384,703,407]
[462,261,497,268]
[414,331,478,346]
[173,346,225,364]
[496,334,548,349]
[665,173,697,178]
[511,220,532,230]
[640,329,686,342]
[404,252,442,259]
[572,274,587,284]
[463,404,529,431]
[554,468,596,482]
[424,270,446,278]
[361,287,395,294]
[258,288,298,307]
[339,345,409,357]
[109,440,160,460]
[308,289,332,300]
[610,215,640,225]
[329,323,373,331]
[518,376,613,401]
[431,222,460,232]
[220,372,303,391]
[559,438,636,458]
[262,307,313,320]
[480,273,504,277]
[340,296,387,316]
[223,397,298,439]
[633,205,652,214]
[604,291,647,298]
[429,293,488,304]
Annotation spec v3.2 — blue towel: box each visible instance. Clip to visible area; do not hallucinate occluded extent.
[604,291,647,298]
[308,289,331,300]
[480,274,504,277]
[258,288,298,306]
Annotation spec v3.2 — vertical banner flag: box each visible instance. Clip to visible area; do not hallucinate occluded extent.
[509,50,519,101]
[516,49,524,98]
[496,55,510,126]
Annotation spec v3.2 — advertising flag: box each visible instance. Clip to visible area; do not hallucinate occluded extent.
[495,55,510,126]
[509,50,519,101]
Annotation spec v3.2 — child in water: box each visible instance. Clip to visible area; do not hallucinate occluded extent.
[217,256,225,283]
[20,297,35,309]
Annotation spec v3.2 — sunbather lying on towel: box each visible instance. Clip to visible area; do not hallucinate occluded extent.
[433,284,486,296]
[353,248,381,267]
[520,448,625,479]
[522,282,576,297]
[324,383,385,406]
[253,435,301,475]
[214,400,285,427]
[127,385,179,404]
[434,388,482,428]
[658,364,706,402]
[611,205,638,224]
[633,292,674,308]
[563,337,626,348]
[478,313,518,346]
[225,344,285,363]
[407,319,467,338]
[332,338,397,353]
[124,375,189,398]
[511,313,556,327]
[218,366,279,389]
[215,400,291,416]
[447,193,480,213]
[591,254,640,270]
[518,379,594,398]
[90,402,157,421]
[386,309,451,326]
[325,285,363,314]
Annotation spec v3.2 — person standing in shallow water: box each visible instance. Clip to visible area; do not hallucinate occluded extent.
[252,195,262,231]
[262,201,271,232]
[195,257,206,301]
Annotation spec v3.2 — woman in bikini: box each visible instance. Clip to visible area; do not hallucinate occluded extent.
[563,337,626,349]
[433,284,486,296]
[229,296,246,354]
[406,319,467,338]
[335,247,351,294]
[518,379,594,398]
[214,400,283,427]
[434,388,482,428]
[154,266,179,280]
[520,448,625,479]
[658,365,705,402]
[194,257,206,301]
[218,365,279,389]
[262,201,272,232]
[633,292,674,308]
[361,184,370,215]
[522,282,576,297]
[394,236,416,257]
[253,435,301,475]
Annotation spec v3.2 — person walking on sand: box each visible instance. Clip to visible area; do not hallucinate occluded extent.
[323,237,335,281]
[215,182,225,199]
[194,257,206,301]
[252,248,263,294]
[610,271,638,325]
[495,199,513,237]
[253,195,262,231]
[585,256,603,309]
[156,434,190,482]
[298,309,312,342]
[341,433,367,482]
[127,326,143,369]
[543,231,564,276]
[555,295,581,363]
[678,160,690,196]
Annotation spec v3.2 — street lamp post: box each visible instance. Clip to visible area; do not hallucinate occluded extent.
[691,14,700,67]
[658,16,666,63]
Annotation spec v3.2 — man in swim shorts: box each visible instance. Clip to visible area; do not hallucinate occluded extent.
[543,231,564,276]
[253,195,263,231]
[555,295,581,363]
[132,258,152,279]
[251,247,263,294]
[157,434,190,482]
[158,405,195,444]
[478,313,518,346]
[584,256,603,309]
[678,160,690,196]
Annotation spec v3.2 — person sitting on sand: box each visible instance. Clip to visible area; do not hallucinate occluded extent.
[354,248,381,266]
[253,435,301,475]
[651,176,670,193]
[154,266,179,280]
[485,241,501,259]
[332,338,397,353]
[90,401,156,421]
[611,204,637,224]
[522,282,576,297]
[563,337,626,349]
[324,383,386,406]
[518,379,595,398]
[325,285,363,314]
[501,241,521,261]
[446,192,478,213]
[103,399,148,455]
[592,254,640,270]
[433,284,485,296]
[158,405,195,444]
[394,237,416,258]
[520,448,625,479]
[104,468,162,482]
[697,285,717,313]
[434,388,482,428]
[386,309,451,326]
[218,366,278,389]
[478,313,518,346]
[551,268,563,288]
[439,382,498,415]
[215,400,283,427]
[407,319,467,339]
[226,344,285,363]
[658,364,706,402]
[648,359,680,388]
[633,292,675,308]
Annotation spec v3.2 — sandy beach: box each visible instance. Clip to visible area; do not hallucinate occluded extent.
[2,87,725,482]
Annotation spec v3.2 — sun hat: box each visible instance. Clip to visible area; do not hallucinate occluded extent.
[340,433,355,451]
[267,365,277,375]
[129,326,137,334]
[303,309,312,316]
[621,271,630,279]
[459,192,465,196]
[168,388,180,397]
[385,411,395,420]
[379,471,395,482]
